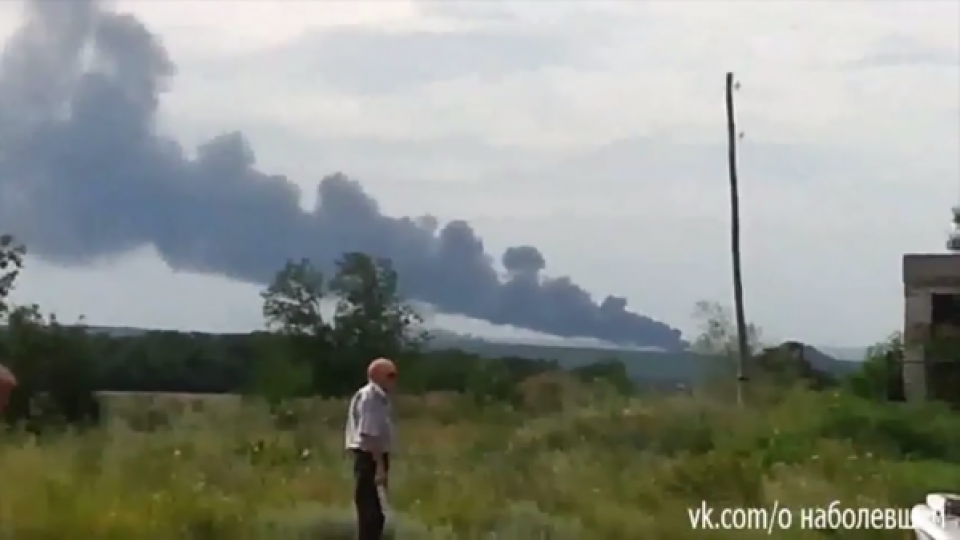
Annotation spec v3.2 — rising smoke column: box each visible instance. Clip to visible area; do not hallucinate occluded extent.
[0,0,686,350]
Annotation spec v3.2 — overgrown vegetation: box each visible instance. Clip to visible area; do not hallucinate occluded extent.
[0,233,954,538]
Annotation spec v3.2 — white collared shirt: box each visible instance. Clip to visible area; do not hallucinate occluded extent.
[345,382,394,452]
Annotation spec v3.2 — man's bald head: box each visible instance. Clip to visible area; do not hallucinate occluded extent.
[367,358,397,392]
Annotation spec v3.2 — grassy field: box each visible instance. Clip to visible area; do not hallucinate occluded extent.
[1,377,958,538]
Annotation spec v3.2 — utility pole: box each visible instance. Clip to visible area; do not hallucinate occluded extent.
[948,205,960,252]
[725,72,750,406]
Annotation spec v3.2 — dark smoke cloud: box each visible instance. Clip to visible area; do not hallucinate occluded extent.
[502,246,545,275]
[0,0,686,350]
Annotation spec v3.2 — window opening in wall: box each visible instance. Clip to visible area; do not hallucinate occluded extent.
[929,293,960,404]
[932,293,960,326]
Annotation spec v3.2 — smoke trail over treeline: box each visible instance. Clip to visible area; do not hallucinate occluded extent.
[0,0,685,350]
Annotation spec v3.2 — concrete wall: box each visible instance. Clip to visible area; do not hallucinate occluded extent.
[902,254,960,401]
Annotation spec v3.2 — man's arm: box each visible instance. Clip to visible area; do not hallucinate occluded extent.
[356,394,387,474]
[360,434,384,472]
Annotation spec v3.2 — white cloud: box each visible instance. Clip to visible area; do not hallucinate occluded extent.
[1,0,958,347]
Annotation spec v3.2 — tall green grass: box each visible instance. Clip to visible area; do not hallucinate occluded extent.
[2,377,957,538]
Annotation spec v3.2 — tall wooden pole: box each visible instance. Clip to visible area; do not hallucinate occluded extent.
[725,72,750,406]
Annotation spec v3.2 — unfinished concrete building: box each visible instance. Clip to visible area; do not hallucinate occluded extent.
[902,210,960,401]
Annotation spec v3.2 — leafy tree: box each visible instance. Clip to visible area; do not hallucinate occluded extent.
[465,359,518,403]
[845,333,905,402]
[3,303,101,431]
[690,301,763,357]
[261,258,330,339]
[249,354,313,409]
[570,359,634,395]
[750,341,835,391]
[328,252,429,390]
[689,300,833,394]
[257,258,333,400]
[256,253,430,397]
[0,234,25,320]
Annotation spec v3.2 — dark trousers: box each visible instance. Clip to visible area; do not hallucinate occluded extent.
[352,449,390,540]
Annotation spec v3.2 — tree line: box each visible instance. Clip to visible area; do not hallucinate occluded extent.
[0,231,932,431]
[0,236,635,429]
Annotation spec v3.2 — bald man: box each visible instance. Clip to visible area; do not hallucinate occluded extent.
[345,358,397,540]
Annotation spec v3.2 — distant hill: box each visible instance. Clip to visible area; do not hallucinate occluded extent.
[429,331,861,385]
[77,325,860,387]
[817,346,869,361]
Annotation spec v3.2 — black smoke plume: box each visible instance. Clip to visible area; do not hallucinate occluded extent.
[0,1,685,350]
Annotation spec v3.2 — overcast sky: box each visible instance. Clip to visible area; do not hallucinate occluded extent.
[2,0,958,348]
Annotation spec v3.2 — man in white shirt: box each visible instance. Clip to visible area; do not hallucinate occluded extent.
[345,358,397,540]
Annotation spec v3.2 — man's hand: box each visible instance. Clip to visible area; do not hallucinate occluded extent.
[375,463,388,487]
[360,434,387,487]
